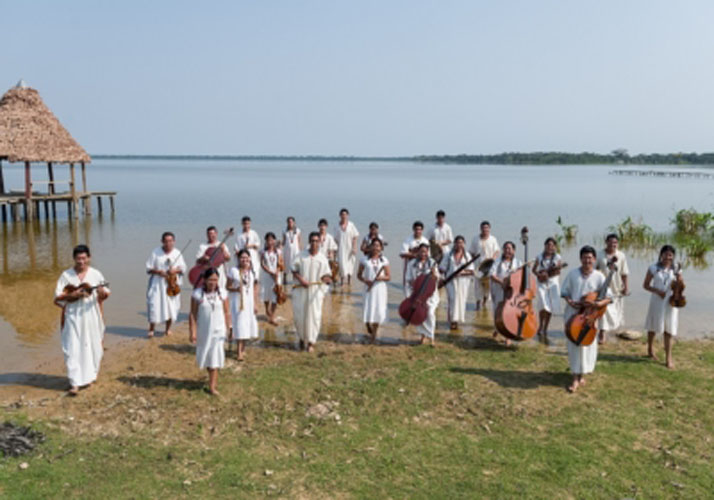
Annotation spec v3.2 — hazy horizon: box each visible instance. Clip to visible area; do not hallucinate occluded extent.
[3,1,714,156]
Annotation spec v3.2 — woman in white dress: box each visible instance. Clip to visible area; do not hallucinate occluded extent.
[561,246,612,393]
[357,238,391,343]
[533,237,563,343]
[227,250,259,362]
[260,232,283,326]
[54,245,110,396]
[644,245,683,369]
[439,235,474,330]
[189,268,230,395]
[405,244,441,346]
[282,217,302,283]
[489,241,521,346]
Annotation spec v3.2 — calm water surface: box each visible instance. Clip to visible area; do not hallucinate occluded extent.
[1,160,713,378]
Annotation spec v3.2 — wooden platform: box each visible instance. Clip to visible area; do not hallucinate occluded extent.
[0,190,116,223]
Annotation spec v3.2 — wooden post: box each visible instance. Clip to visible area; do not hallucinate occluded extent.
[43,200,49,219]
[97,196,103,214]
[0,159,6,223]
[24,161,33,221]
[47,161,57,218]
[81,162,91,215]
[69,163,78,219]
[109,196,115,212]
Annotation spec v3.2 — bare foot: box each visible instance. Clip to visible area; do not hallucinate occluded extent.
[208,388,220,396]
[147,330,154,338]
[646,352,659,362]
[450,322,458,330]
[418,336,426,345]
[306,344,315,353]
[666,360,674,369]
[567,380,580,393]
[237,356,245,362]
[165,330,172,337]
[269,320,279,326]
[505,338,512,347]
[68,386,79,396]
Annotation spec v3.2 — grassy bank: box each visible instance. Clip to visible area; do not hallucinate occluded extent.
[1,336,713,499]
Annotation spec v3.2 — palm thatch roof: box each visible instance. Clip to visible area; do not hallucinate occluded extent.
[0,82,91,164]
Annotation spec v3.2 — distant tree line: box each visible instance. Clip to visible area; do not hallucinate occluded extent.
[415,150,714,165]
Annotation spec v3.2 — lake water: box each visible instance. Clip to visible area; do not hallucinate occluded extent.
[1,159,712,378]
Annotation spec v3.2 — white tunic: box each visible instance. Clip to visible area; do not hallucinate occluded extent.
[405,258,441,338]
[427,223,454,255]
[644,263,680,336]
[596,250,629,331]
[192,288,227,369]
[361,255,389,325]
[195,242,229,290]
[54,267,108,387]
[283,228,302,276]
[470,234,500,300]
[561,268,610,374]
[440,251,474,323]
[534,252,563,315]
[291,250,331,344]
[235,230,262,279]
[489,257,522,319]
[317,233,338,258]
[146,247,186,324]
[334,221,359,279]
[227,267,259,341]
[259,249,283,303]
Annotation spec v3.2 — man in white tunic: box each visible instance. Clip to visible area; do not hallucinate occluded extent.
[427,209,454,257]
[470,220,500,310]
[235,216,262,279]
[400,221,429,295]
[292,231,333,352]
[405,244,440,345]
[146,231,187,338]
[596,233,629,344]
[195,225,231,290]
[334,208,359,286]
[54,245,110,396]
[561,246,612,393]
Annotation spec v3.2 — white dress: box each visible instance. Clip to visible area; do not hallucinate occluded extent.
[195,242,229,290]
[561,268,610,374]
[146,247,186,324]
[470,234,500,301]
[259,249,283,303]
[235,230,262,279]
[489,257,522,320]
[405,258,441,339]
[596,250,629,331]
[534,252,563,315]
[428,223,454,255]
[644,263,680,336]
[291,250,331,344]
[440,251,474,323]
[283,228,302,278]
[400,234,430,295]
[361,255,389,325]
[54,267,108,387]
[334,221,359,279]
[227,267,259,341]
[192,288,227,369]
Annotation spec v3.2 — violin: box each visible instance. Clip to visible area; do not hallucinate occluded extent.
[273,254,287,305]
[62,282,110,302]
[438,253,480,289]
[565,257,617,346]
[429,238,443,263]
[164,240,192,297]
[329,259,340,282]
[669,263,686,308]
[188,227,234,287]
[399,260,438,325]
[366,264,385,292]
[495,227,538,340]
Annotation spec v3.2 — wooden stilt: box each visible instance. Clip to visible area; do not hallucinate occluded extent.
[97,196,103,213]
[0,159,6,224]
[43,200,49,219]
[81,162,91,215]
[24,161,33,221]
[69,163,78,219]
[109,196,115,212]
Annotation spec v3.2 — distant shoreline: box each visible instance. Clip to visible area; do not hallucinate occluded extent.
[92,152,714,166]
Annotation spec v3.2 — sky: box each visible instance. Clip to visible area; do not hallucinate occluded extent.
[2,0,714,156]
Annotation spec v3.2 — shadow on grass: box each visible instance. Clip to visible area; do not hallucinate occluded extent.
[117,375,204,391]
[159,344,195,355]
[0,373,68,390]
[597,352,649,364]
[104,326,147,338]
[450,367,570,389]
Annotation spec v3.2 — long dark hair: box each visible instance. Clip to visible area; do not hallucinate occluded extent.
[202,268,220,291]
[658,245,676,266]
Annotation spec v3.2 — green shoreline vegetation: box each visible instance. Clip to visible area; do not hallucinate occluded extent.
[92,150,714,165]
[1,339,713,498]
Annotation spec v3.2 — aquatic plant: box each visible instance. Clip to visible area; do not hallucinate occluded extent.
[608,216,655,248]
[672,208,714,235]
[555,216,577,243]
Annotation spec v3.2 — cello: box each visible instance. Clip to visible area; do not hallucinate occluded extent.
[399,260,439,326]
[565,257,617,346]
[494,227,538,340]
[188,228,234,287]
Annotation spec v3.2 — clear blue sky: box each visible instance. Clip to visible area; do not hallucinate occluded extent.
[2,0,713,156]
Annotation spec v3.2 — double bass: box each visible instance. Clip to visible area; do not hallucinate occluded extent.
[565,257,617,346]
[495,227,537,340]
[188,228,234,287]
[669,262,686,308]
[399,260,439,326]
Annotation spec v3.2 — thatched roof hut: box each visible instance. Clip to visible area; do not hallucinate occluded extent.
[0,81,90,164]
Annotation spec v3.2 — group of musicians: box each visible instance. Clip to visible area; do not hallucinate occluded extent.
[53,209,684,396]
